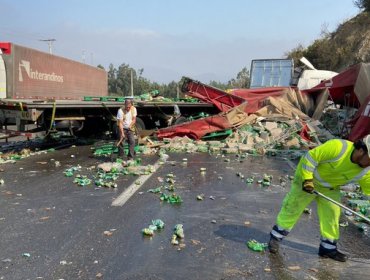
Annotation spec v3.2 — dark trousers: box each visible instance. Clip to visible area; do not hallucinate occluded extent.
[118,129,135,160]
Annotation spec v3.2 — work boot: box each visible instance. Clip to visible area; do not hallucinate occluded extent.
[319,239,348,262]
[268,225,289,253]
[319,246,348,262]
[268,236,280,254]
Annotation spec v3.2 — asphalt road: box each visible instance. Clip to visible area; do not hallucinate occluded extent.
[0,145,369,280]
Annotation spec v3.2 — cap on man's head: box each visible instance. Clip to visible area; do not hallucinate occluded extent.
[124,97,134,104]
[364,134,370,157]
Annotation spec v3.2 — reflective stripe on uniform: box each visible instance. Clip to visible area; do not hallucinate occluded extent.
[304,153,318,167]
[321,140,347,164]
[320,241,337,250]
[302,164,315,172]
[271,225,290,240]
[276,225,289,233]
[321,237,335,243]
[314,169,332,188]
[313,140,348,188]
[271,230,284,239]
[347,166,370,184]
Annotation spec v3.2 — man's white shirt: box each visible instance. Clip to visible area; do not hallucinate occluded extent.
[117,107,137,129]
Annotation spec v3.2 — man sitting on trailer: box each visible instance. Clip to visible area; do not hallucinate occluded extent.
[268,135,370,262]
[116,98,137,161]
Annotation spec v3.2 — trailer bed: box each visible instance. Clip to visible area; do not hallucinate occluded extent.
[0,98,215,109]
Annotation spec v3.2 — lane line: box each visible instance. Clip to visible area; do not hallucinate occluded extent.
[112,159,163,207]
[285,158,297,170]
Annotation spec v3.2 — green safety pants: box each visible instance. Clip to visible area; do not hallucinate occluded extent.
[276,177,341,241]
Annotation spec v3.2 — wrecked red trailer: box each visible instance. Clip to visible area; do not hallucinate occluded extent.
[181,77,316,115]
[310,63,370,108]
[309,63,370,140]
[347,94,370,141]
[158,78,319,140]
[181,77,246,112]
[157,103,251,140]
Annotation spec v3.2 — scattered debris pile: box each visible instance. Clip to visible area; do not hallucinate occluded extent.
[140,118,333,159]
[154,78,338,157]
[0,148,54,164]
[63,159,157,189]
[341,188,370,234]
[310,62,370,141]
[147,173,183,204]
[142,219,165,236]
[135,89,199,103]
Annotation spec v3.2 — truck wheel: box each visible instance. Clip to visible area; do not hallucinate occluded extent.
[174,116,188,125]
[111,122,118,138]
[135,117,145,132]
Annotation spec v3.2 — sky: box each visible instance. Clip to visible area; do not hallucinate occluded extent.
[0,0,360,84]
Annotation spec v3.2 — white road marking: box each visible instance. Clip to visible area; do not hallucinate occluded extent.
[111,159,163,207]
[285,158,297,170]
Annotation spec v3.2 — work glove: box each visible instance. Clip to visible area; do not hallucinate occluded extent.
[302,180,314,193]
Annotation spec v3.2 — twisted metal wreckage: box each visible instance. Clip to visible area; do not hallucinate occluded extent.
[156,63,370,150]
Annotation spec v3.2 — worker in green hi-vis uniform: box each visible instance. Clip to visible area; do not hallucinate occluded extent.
[268,135,370,262]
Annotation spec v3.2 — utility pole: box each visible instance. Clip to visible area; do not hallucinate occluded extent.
[39,39,56,54]
[130,69,134,97]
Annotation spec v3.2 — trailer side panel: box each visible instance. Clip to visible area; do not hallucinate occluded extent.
[0,42,107,100]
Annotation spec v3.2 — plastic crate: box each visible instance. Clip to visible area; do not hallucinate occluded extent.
[83,96,101,101]
[202,129,232,140]
[84,96,126,102]
[100,96,125,102]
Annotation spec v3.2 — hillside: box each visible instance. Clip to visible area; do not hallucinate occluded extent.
[287,11,370,72]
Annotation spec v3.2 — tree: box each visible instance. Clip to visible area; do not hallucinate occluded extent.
[285,37,341,72]
[106,61,251,97]
[209,80,229,90]
[135,74,152,96]
[227,67,250,88]
[107,64,118,95]
[116,63,135,96]
[354,0,370,12]
[156,81,178,98]
[285,44,306,67]
[304,37,339,70]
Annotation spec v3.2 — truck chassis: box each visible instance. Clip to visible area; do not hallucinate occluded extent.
[0,98,218,140]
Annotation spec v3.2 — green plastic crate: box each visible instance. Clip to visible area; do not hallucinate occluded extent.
[83,96,101,101]
[202,129,232,140]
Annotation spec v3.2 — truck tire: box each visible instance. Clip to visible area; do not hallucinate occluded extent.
[174,116,188,125]
[111,122,118,138]
[135,117,145,133]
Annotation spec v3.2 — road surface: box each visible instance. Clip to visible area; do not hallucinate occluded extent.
[0,145,369,279]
